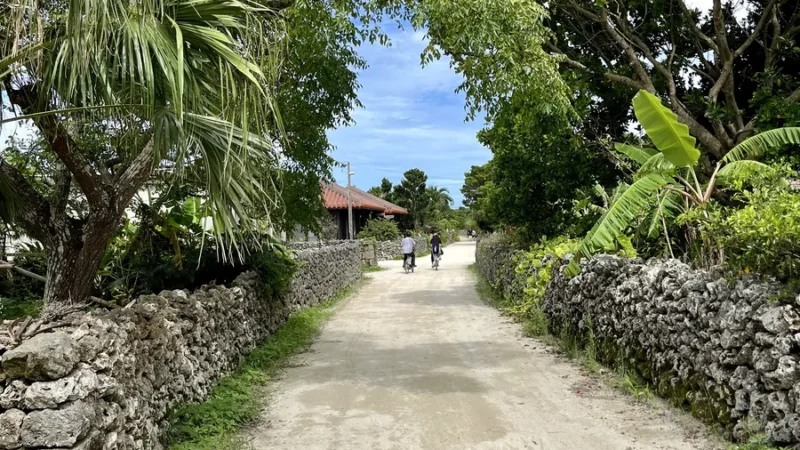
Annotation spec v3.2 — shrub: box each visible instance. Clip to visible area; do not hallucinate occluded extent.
[693,185,800,282]
[357,219,400,241]
[247,244,300,298]
[508,237,580,335]
[0,245,47,319]
[0,247,47,301]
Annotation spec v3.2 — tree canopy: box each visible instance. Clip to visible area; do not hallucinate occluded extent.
[1,0,572,305]
[462,0,800,246]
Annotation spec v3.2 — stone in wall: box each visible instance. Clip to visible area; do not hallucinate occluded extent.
[476,236,800,445]
[0,241,361,450]
[372,235,431,261]
[360,241,377,266]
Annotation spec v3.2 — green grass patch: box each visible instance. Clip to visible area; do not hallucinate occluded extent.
[0,297,43,321]
[728,433,788,450]
[467,264,512,310]
[726,419,788,450]
[362,265,386,273]
[165,279,366,450]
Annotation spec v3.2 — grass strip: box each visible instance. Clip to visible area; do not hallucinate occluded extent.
[166,279,366,450]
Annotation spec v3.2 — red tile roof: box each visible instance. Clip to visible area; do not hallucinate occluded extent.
[322,181,408,215]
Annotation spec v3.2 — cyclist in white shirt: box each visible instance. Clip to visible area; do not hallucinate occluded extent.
[401,232,416,268]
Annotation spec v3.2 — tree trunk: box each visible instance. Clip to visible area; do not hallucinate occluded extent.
[42,215,118,305]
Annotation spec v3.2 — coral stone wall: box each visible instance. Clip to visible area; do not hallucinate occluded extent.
[476,236,800,444]
[0,242,361,450]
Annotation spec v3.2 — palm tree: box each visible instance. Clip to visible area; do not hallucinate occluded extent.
[424,186,453,227]
[427,186,453,211]
[567,90,800,275]
[0,0,286,305]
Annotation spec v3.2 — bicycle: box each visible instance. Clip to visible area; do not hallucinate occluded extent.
[403,256,414,274]
[432,252,441,271]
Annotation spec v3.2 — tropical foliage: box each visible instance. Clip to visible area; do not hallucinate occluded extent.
[368,169,461,232]
[566,91,800,275]
[357,219,400,242]
[683,171,800,282]
[1,0,285,305]
[2,0,568,307]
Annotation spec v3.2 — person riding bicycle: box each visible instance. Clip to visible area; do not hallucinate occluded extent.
[430,232,443,266]
[401,232,416,269]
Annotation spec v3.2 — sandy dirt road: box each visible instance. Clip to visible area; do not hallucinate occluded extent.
[247,241,723,450]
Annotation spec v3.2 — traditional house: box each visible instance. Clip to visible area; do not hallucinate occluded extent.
[322,181,408,239]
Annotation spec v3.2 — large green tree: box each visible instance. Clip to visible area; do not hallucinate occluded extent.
[367,178,394,200]
[394,169,429,229]
[461,163,500,231]
[2,0,572,306]
[273,0,376,235]
[1,0,283,305]
[479,109,617,242]
[545,0,800,161]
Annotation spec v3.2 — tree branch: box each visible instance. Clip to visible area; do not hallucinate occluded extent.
[787,87,800,104]
[604,72,646,90]
[676,0,719,52]
[115,138,157,208]
[0,158,51,244]
[598,8,655,93]
[712,0,733,61]
[734,0,778,57]
[6,84,105,205]
[546,43,644,90]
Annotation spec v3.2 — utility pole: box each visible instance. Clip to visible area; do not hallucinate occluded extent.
[347,162,354,240]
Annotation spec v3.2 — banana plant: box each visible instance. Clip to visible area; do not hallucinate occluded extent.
[565,90,800,276]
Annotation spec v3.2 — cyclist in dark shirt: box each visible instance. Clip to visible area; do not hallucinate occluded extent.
[430,233,443,266]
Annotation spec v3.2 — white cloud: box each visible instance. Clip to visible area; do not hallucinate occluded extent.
[330,24,491,206]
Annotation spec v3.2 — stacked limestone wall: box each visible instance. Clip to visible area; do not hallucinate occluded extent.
[371,232,458,261]
[0,241,360,449]
[476,235,800,444]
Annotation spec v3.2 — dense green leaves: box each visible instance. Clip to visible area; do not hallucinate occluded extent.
[687,184,800,282]
[357,219,400,241]
[272,0,371,235]
[413,0,569,121]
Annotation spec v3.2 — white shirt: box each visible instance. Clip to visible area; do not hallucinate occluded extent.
[401,237,416,254]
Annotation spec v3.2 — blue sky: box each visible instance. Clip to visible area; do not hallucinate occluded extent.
[328,24,491,207]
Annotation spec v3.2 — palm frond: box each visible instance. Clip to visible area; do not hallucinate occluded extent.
[716,160,773,184]
[645,190,682,239]
[635,152,676,178]
[615,143,657,166]
[3,0,286,259]
[723,127,800,163]
[566,173,669,276]
[632,90,699,168]
[0,172,24,222]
